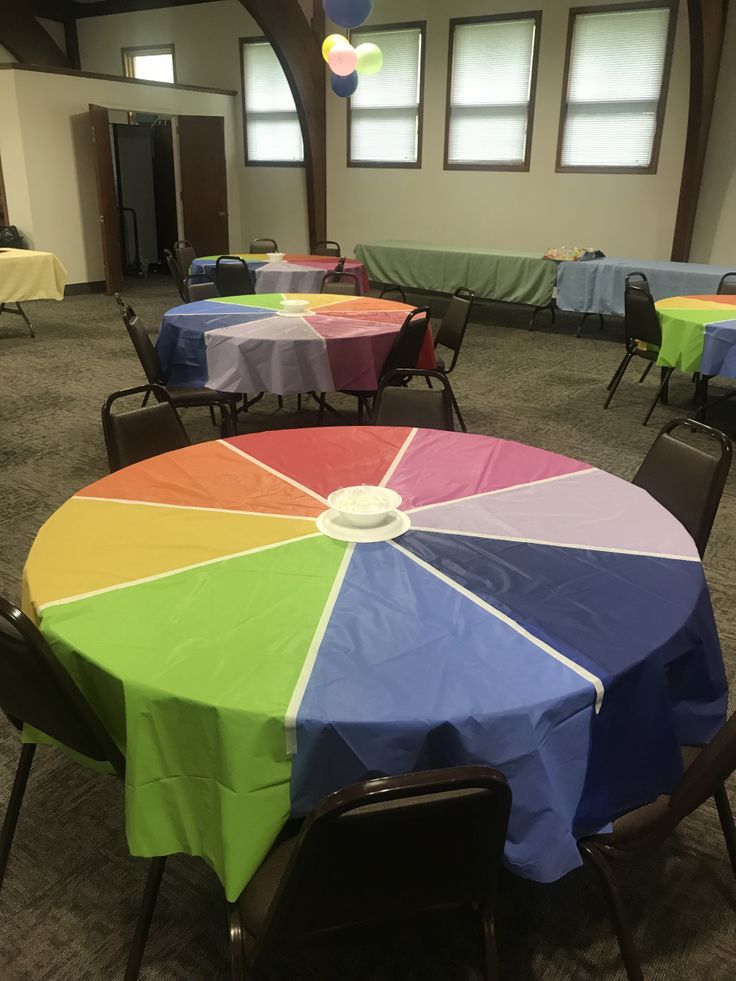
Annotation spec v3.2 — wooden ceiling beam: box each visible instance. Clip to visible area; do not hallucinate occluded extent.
[0,0,70,66]
[70,0,223,17]
[31,0,78,21]
[240,0,326,250]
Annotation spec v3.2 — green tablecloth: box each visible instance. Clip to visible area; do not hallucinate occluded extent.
[355,240,557,307]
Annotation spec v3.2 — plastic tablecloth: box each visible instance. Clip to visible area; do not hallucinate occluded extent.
[0,248,67,302]
[355,240,557,306]
[157,293,434,395]
[557,258,735,317]
[189,253,369,295]
[655,295,736,374]
[22,428,727,901]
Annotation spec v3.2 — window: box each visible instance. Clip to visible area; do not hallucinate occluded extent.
[122,45,176,84]
[445,14,541,171]
[349,23,425,168]
[558,3,676,172]
[240,38,304,165]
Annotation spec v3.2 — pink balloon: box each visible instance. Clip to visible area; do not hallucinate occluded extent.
[328,43,358,77]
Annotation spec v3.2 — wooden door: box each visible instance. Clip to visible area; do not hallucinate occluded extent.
[89,104,123,294]
[178,115,229,255]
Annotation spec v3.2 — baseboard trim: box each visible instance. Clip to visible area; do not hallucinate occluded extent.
[65,281,106,296]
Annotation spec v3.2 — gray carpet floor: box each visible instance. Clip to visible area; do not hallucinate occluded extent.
[1,275,735,980]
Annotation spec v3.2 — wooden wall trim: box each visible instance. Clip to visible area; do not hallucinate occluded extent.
[240,0,326,249]
[0,2,70,67]
[671,0,730,260]
[0,61,236,96]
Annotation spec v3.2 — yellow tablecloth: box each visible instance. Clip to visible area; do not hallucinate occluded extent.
[0,248,67,303]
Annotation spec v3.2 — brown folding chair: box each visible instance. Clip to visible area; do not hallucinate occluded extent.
[215,256,255,297]
[0,597,162,981]
[101,385,191,472]
[250,238,278,253]
[380,283,407,303]
[604,277,674,425]
[321,271,362,296]
[228,766,511,981]
[632,417,732,557]
[717,272,736,296]
[372,369,458,432]
[164,248,189,303]
[172,240,196,280]
[578,712,736,981]
[314,240,341,257]
[114,293,240,435]
[433,287,475,374]
[187,280,219,302]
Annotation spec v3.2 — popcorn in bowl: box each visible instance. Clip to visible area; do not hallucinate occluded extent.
[327,485,402,528]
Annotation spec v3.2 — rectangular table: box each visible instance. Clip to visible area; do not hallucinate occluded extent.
[0,248,68,337]
[556,257,735,317]
[355,240,558,307]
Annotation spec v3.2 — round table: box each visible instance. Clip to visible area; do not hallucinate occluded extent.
[656,294,736,376]
[157,293,435,395]
[23,428,727,900]
[189,253,369,295]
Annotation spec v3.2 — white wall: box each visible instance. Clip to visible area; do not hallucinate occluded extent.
[77,0,310,253]
[690,5,736,266]
[0,67,241,284]
[326,0,691,260]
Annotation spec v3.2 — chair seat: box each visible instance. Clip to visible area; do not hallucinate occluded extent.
[166,386,240,406]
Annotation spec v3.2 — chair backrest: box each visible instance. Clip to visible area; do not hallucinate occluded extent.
[0,597,125,776]
[382,307,431,377]
[101,385,191,473]
[173,240,196,279]
[632,418,732,556]
[215,256,255,297]
[313,240,341,257]
[187,280,220,303]
[380,283,407,303]
[624,283,662,349]
[717,272,736,296]
[434,287,475,372]
[372,369,456,431]
[164,248,188,303]
[114,293,164,386]
[251,766,511,963]
[625,271,650,292]
[250,238,278,253]
[321,271,361,296]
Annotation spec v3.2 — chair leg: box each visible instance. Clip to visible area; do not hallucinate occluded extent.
[228,903,246,981]
[277,396,284,410]
[357,397,365,424]
[714,785,736,884]
[297,393,302,411]
[318,393,326,426]
[642,368,674,426]
[480,908,500,981]
[124,857,167,981]
[0,743,36,892]
[604,353,633,407]
[580,843,644,981]
[451,392,468,433]
[638,362,654,384]
[209,405,217,425]
[229,402,239,436]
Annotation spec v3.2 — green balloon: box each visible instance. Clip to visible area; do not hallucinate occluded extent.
[355,42,383,75]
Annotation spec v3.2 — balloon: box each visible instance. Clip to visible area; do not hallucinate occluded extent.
[323,0,373,30]
[328,43,358,77]
[322,33,347,63]
[355,42,383,75]
[331,70,359,98]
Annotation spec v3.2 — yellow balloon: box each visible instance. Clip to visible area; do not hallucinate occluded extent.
[322,33,348,63]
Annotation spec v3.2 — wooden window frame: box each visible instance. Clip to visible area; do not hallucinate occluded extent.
[444,11,542,173]
[121,43,177,84]
[556,0,678,175]
[239,36,304,169]
[347,21,427,170]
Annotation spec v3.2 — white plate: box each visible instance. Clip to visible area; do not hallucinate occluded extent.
[276,309,313,317]
[317,509,412,543]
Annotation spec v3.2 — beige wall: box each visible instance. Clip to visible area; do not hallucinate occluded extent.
[76,0,310,253]
[690,5,736,266]
[0,67,241,284]
[326,0,691,260]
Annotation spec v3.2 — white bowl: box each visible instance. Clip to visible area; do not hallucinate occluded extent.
[266,252,286,262]
[327,485,402,529]
[281,298,311,314]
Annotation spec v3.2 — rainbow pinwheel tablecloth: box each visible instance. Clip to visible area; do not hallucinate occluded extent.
[157,293,433,395]
[22,428,727,901]
[189,253,369,295]
[656,294,736,375]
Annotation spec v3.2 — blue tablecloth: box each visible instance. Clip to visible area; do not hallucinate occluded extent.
[557,258,735,317]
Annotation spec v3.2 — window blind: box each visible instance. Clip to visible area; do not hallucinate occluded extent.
[350,26,423,165]
[560,6,672,169]
[242,41,304,164]
[447,18,537,167]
